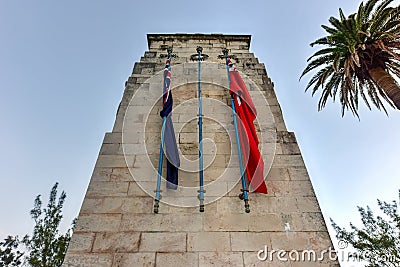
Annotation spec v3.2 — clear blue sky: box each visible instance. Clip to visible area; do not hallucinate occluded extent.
[1,0,399,265]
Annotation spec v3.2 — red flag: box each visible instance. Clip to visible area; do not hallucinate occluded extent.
[229,60,267,194]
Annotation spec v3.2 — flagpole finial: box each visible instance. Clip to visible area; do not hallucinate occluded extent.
[196,46,203,53]
[222,48,229,55]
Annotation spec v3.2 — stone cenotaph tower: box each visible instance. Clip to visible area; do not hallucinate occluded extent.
[63,34,339,267]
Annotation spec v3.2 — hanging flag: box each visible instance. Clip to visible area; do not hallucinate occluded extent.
[160,59,180,189]
[228,59,267,194]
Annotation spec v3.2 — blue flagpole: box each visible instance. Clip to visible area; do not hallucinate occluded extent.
[197,47,205,212]
[154,116,166,213]
[191,46,208,212]
[154,51,172,214]
[221,49,250,213]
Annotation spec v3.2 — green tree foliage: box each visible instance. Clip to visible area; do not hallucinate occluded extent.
[301,0,400,117]
[331,190,400,266]
[0,236,24,267]
[0,183,74,267]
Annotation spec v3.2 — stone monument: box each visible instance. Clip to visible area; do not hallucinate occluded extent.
[63,34,339,267]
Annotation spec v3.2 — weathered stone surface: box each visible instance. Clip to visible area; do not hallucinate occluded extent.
[204,213,250,231]
[187,232,230,251]
[270,232,311,251]
[309,231,335,251]
[248,214,285,231]
[231,232,270,251]
[86,181,129,197]
[67,232,95,253]
[79,196,150,215]
[272,155,305,168]
[291,212,328,232]
[139,232,186,252]
[291,180,316,197]
[92,232,140,252]
[110,167,133,182]
[113,253,155,267]
[288,167,310,181]
[121,196,153,213]
[156,252,198,267]
[126,181,151,197]
[91,167,113,182]
[74,214,121,232]
[95,155,135,168]
[80,197,124,214]
[266,168,290,181]
[279,143,301,155]
[103,132,122,144]
[63,253,113,267]
[121,213,203,232]
[199,252,244,267]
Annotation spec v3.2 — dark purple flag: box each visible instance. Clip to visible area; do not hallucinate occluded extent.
[160,59,180,189]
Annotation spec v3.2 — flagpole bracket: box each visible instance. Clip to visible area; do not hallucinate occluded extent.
[239,188,250,213]
[218,48,239,63]
[190,54,209,61]
[153,189,163,213]
[239,188,249,200]
[197,189,206,212]
[190,46,209,61]
[197,189,206,199]
[160,46,178,58]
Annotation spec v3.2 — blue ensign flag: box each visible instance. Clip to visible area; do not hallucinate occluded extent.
[160,59,180,189]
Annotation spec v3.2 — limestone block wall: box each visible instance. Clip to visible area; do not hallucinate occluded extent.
[63,34,339,267]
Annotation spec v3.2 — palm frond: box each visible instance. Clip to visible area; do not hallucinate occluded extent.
[329,16,345,32]
[300,54,335,78]
[359,82,373,110]
[310,36,330,47]
[356,1,366,26]
[339,8,347,21]
[318,85,334,111]
[381,20,400,35]
[364,0,381,21]
[305,66,335,95]
[370,4,395,37]
[368,79,391,114]
[304,66,329,91]
[306,47,337,61]
[387,62,400,78]
[374,0,393,15]
[327,72,343,101]
[301,0,400,116]
[321,25,338,35]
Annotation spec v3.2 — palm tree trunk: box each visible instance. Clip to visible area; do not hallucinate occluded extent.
[368,67,400,109]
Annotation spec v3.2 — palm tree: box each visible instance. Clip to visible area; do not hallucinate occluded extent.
[301,0,400,116]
